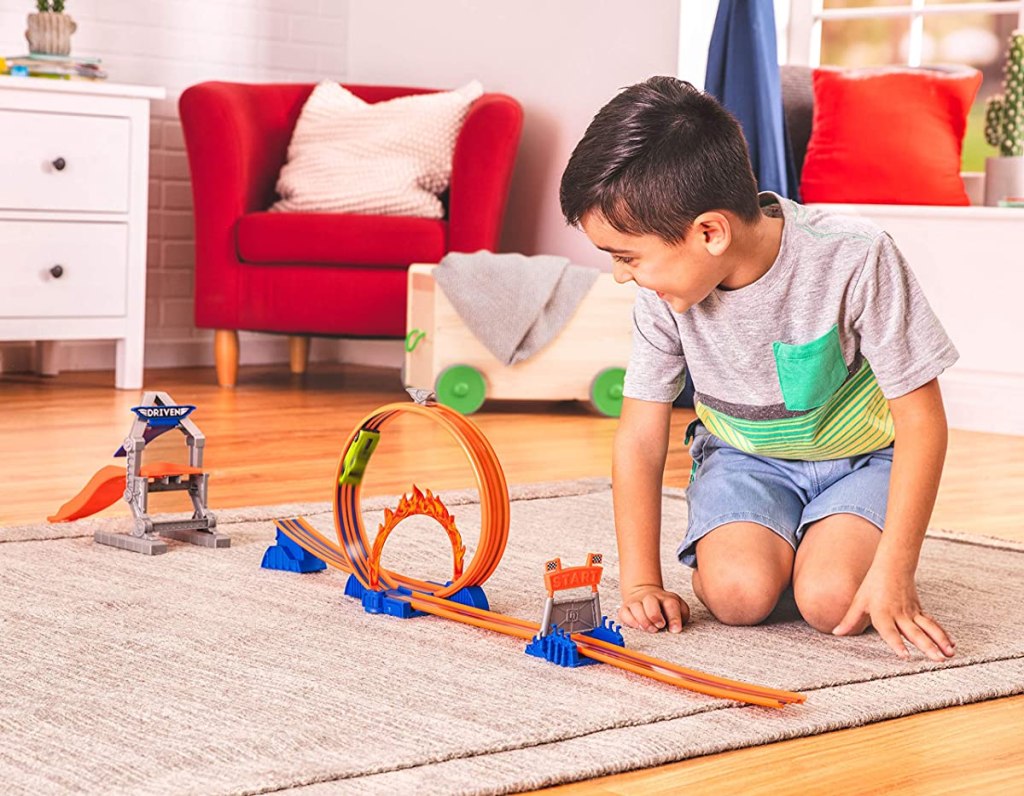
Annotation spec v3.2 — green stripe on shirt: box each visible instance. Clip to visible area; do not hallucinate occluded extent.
[695,361,894,460]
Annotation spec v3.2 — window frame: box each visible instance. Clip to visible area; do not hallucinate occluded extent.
[786,0,1024,67]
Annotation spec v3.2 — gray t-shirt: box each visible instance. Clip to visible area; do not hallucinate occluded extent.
[622,193,958,460]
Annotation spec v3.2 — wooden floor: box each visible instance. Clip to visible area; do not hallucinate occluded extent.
[2,364,1022,794]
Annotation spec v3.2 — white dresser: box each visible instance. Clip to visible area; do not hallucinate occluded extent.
[0,77,164,389]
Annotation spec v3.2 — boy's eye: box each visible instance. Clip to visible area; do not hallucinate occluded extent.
[612,255,634,265]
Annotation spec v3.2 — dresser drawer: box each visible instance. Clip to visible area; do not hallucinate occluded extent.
[0,109,131,213]
[0,220,129,318]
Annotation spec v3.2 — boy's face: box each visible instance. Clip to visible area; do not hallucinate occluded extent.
[580,212,729,314]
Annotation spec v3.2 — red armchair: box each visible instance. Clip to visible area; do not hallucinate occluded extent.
[179,82,523,386]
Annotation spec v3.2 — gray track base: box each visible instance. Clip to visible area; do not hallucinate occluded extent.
[158,528,230,548]
[94,531,169,556]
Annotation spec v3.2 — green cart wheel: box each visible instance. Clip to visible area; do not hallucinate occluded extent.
[589,367,626,417]
[435,365,487,415]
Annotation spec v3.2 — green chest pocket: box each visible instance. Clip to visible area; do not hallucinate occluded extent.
[772,324,848,412]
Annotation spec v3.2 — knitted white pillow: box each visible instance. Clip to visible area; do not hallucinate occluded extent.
[272,80,484,218]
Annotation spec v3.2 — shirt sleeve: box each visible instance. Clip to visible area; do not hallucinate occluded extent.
[621,287,687,403]
[851,233,959,399]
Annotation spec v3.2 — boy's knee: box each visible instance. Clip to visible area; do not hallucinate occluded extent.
[697,569,782,626]
[794,578,861,634]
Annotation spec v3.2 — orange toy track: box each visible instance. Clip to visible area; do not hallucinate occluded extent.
[333,401,509,600]
[273,398,805,709]
[49,462,206,523]
[277,517,803,708]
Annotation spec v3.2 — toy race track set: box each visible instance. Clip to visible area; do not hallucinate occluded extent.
[52,389,804,709]
[262,393,805,709]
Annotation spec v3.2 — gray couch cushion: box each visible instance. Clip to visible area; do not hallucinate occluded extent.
[780,65,814,179]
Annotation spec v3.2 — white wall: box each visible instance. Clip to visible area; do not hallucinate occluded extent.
[1,0,700,375]
[0,0,350,374]
[6,3,1006,434]
[347,0,681,269]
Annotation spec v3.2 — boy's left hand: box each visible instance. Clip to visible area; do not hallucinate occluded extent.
[832,566,956,662]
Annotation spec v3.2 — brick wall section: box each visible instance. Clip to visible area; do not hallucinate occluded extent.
[0,0,354,372]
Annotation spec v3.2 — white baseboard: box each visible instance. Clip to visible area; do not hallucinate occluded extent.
[0,334,405,376]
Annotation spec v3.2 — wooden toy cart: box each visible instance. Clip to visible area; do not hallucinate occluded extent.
[403,264,637,416]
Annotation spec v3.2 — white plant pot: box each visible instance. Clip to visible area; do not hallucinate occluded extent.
[25,12,76,56]
[984,156,1024,206]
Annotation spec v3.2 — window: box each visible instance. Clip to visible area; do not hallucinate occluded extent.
[786,0,1024,169]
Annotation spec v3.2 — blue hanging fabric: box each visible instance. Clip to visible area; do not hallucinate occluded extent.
[704,0,799,198]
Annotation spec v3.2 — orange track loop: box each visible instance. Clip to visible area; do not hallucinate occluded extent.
[276,399,805,709]
[335,402,509,599]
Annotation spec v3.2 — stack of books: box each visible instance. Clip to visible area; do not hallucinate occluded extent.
[2,53,107,80]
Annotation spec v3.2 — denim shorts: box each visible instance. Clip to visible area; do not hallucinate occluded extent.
[678,423,893,568]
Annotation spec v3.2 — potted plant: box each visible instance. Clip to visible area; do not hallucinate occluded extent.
[984,30,1024,205]
[25,0,76,57]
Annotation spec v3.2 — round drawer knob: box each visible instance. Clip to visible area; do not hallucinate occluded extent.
[52,157,66,172]
[49,265,64,279]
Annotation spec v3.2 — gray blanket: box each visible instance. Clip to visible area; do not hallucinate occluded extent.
[434,251,600,365]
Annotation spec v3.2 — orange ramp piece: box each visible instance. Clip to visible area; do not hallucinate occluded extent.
[139,462,205,479]
[48,462,205,523]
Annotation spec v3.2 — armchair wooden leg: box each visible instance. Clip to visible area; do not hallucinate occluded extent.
[289,335,310,375]
[214,329,239,387]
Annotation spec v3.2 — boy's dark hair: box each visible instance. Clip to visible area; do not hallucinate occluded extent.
[560,76,760,243]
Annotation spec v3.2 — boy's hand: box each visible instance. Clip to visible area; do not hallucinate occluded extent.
[833,566,955,662]
[618,584,690,633]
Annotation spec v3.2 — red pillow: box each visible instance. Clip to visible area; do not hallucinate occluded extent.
[800,66,982,205]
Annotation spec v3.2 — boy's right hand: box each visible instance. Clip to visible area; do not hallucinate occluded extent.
[618,585,690,633]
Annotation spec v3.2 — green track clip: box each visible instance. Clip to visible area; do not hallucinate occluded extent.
[405,328,426,352]
[339,429,381,486]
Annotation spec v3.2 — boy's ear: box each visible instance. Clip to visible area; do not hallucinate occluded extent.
[693,212,731,256]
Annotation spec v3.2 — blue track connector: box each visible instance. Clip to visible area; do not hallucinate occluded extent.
[261,529,327,573]
[525,616,625,668]
[582,616,625,648]
[360,588,426,619]
[344,575,425,619]
[343,575,490,619]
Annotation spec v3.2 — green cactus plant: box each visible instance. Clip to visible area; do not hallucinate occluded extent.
[35,0,49,11]
[34,1,66,11]
[985,31,1024,158]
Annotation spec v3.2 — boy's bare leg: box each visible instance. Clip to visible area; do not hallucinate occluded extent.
[692,522,794,625]
[792,513,881,634]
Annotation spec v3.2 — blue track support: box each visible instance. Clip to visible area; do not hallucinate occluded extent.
[343,573,365,600]
[344,574,424,618]
[525,616,624,668]
[441,581,490,611]
[261,529,327,573]
[525,628,596,667]
[343,574,489,619]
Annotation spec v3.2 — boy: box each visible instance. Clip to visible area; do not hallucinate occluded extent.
[560,76,957,662]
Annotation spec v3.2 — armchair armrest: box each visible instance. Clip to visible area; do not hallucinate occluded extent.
[448,93,524,253]
[179,82,313,327]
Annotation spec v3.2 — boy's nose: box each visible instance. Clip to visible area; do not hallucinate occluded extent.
[613,266,634,284]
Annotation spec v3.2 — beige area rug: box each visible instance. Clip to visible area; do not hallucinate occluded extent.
[2,479,1023,795]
